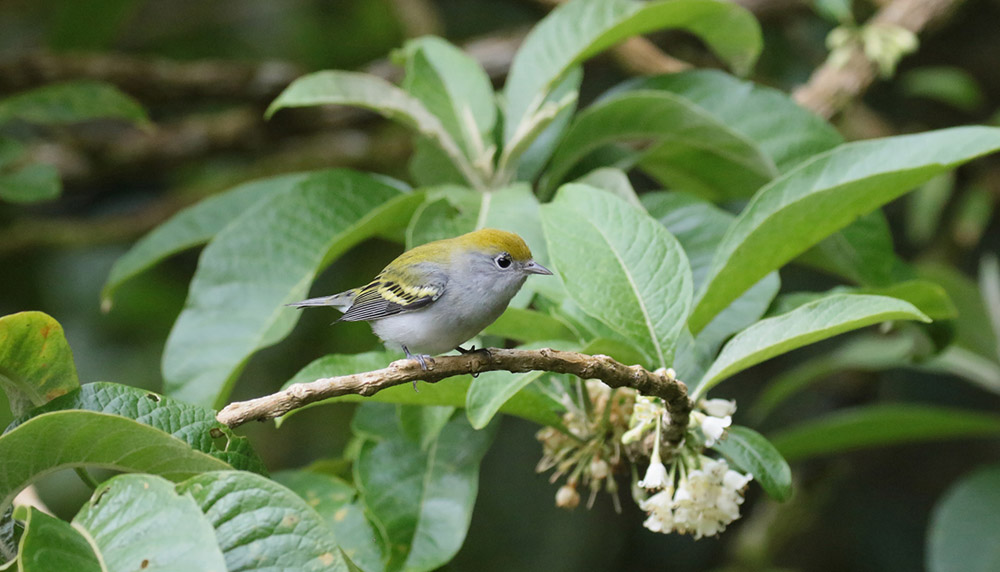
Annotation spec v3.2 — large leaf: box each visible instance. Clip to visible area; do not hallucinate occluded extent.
[797,210,913,287]
[712,425,791,502]
[689,126,1000,333]
[0,411,230,523]
[397,37,496,164]
[276,351,563,429]
[502,0,761,143]
[0,80,148,127]
[72,474,227,572]
[481,307,578,344]
[621,70,842,173]
[541,184,692,369]
[0,311,78,417]
[770,404,1000,462]
[927,464,1000,572]
[542,90,775,199]
[178,471,349,572]
[102,172,311,306]
[642,191,779,354]
[162,170,422,407]
[353,404,496,572]
[266,71,480,188]
[696,294,930,396]
[273,470,383,572]
[13,506,100,572]
[9,382,266,474]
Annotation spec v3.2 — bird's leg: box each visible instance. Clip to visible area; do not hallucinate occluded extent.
[402,345,428,391]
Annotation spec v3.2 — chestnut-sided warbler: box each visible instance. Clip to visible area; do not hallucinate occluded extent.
[290,228,552,368]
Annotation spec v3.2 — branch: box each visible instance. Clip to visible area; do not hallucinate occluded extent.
[216,348,693,439]
[793,0,964,119]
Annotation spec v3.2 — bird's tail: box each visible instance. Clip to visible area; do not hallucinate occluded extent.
[287,289,357,311]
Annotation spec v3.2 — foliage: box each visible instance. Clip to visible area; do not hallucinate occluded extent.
[3,0,1000,569]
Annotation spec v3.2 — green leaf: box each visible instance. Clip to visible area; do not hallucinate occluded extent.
[72,474,227,572]
[102,171,312,307]
[621,70,842,173]
[642,191,779,354]
[696,294,930,396]
[466,340,578,430]
[397,36,497,164]
[541,184,693,369]
[920,262,1000,360]
[712,425,792,502]
[906,173,954,246]
[509,67,582,183]
[0,311,79,417]
[266,71,480,188]
[0,80,148,127]
[178,471,349,572]
[797,210,912,287]
[276,351,564,429]
[572,167,642,208]
[272,470,384,572]
[354,405,496,572]
[689,126,1000,333]
[770,404,1000,462]
[927,464,1000,572]
[162,170,421,407]
[0,164,61,204]
[542,90,775,199]
[0,410,230,529]
[502,0,762,144]
[482,307,578,343]
[10,382,266,474]
[750,332,918,421]
[902,66,985,113]
[13,506,100,572]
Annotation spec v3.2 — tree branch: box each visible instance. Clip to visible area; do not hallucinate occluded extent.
[216,348,693,439]
[793,0,964,119]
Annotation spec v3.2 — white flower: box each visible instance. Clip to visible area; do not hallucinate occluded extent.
[622,395,665,444]
[701,398,737,418]
[639,457,752,539]
[698,413,732,447]
[638,460,670,490]
[639,488,674,533]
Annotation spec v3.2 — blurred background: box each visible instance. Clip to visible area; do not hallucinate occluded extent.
[1,0,999,570]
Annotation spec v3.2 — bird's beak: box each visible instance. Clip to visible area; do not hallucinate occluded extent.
[525,261,553,275]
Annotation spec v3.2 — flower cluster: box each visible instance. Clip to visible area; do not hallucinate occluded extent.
[536,380,635,511]
[626,396,752,538]
[535,374,754,539]
[638,456,752,539]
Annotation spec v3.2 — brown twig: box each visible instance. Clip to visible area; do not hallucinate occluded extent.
[216,348,693,439]
[793,0,964,119]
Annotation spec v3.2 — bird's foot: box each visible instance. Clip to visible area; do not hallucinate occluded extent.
[456,345,492,378]
[402,346,430,391]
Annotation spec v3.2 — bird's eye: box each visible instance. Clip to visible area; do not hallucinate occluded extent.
[494,253,512,269]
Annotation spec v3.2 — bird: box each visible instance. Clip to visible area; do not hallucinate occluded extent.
[289,228,552,371]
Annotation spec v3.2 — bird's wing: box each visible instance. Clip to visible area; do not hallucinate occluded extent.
[339,266,446,322]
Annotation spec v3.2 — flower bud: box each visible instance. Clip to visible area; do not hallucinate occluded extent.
[555,484,580,509]
[590,458,610,480]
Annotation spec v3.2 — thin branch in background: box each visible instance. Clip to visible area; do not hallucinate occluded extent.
[793,0,964,119]
[217,348,693,442]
